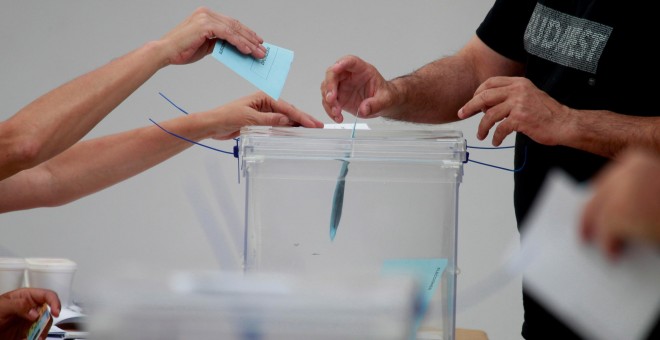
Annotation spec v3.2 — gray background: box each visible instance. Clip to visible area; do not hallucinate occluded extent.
[0,1,523,339]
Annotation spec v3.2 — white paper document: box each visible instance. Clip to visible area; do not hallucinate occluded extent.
[47,306,88,339]
[521,171,660,340]
[323,123,370,130]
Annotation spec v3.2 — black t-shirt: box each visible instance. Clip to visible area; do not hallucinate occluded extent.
[478,0,659,226]
[477,1,660,339]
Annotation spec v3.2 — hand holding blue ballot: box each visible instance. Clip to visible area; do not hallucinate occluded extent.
[212,40,295,100]
[26,304,50,340]
[0,288,60,340]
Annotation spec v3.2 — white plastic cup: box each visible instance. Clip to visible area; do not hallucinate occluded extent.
[26,258,77,307]
[0,257,26,294]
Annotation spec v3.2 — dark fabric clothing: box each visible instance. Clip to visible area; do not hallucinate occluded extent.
[476,1,660,338]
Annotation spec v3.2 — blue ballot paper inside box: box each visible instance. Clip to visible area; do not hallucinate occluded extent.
[382,258,449,333]
[212,40,294,100]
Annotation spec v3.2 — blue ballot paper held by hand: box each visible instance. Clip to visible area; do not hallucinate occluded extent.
[212,40,294,100]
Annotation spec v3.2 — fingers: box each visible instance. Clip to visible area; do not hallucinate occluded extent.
[320,88,342,123]
[27,288,61,318]
[491,119,516,146]
[580,171,626,260]
[359,90,389,119]
[461,77,532,145]
[321,55,367,122]
[2,288,60,321]
[458,86,487,120]
[472,93,512,143]
[179,7,266,59]
[41,290,60,317]
[255,112,293,127]
[271,98,324,128]
[322,60,345,122]
[221,92,323,134]
[581,200,622,261]
[205,9,267,59]
[321,80,341,122]
[163,7,268,65]
[459,81,508,120]
[601,234,624,261]
[580,197,598,244]
[333,55,367,74]
[245,92,323,128]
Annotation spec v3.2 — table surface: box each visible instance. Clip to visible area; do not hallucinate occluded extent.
[456,328,489,340]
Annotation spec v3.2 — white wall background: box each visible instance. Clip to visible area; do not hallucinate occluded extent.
[0,1,523,339]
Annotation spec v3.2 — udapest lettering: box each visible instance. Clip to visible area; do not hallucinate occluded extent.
[523,3,612,74]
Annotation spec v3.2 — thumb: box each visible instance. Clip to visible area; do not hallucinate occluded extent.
[25,306,40,321]
[359,91,390,118]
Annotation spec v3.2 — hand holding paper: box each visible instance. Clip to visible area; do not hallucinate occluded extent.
[212,40,294,100]
[522,171,660,340]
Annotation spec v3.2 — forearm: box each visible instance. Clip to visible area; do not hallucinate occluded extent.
[383,55,480,124]
[0,114,209,212]
[566,109,660,158]
[382,35,524,124]
[0,40,171,178]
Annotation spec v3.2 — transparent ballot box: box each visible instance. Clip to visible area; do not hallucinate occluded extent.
[240,126,467,340]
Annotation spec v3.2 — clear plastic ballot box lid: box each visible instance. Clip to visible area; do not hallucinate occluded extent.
[240,126,467,340]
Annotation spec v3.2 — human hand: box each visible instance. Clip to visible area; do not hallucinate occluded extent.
[320,55,395,123]
[159,7,267,66]
[0,288,61,340]
[457,76,573,146]
[580,149,660,259]
[198,92,324,140]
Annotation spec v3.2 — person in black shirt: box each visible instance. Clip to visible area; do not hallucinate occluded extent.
[320,1,660,338]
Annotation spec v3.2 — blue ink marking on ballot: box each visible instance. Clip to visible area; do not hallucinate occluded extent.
[212,40,294,100]
[381,258,448,333]
[329,111,360,241]
[329,160,349,241]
